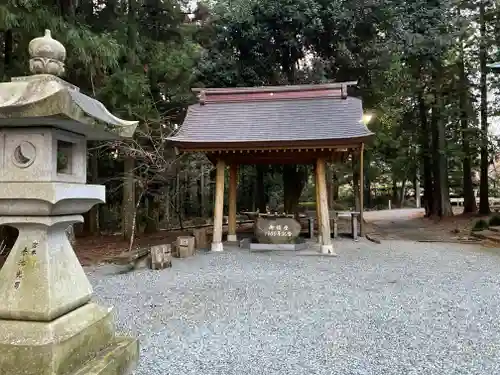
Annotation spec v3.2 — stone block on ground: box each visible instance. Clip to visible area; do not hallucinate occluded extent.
[254,217,301,244]
[174,236,195,258]
[150,244,172,270]
[192,227,209,249]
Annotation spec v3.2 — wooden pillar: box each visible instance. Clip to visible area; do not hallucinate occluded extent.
[415,169,421,208]
[227,164,238,243]
[316,157,335,254]
[359,143,365,237]
[315,165,322,243]
[211,159,225,252]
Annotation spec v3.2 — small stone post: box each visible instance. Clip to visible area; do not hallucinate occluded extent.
[193,227,209,249]
[176,236,195,258]
[332,212,338,238]
[150,244,172,270]
[351,213,359,240]
[308,217,314,239]
[0,30,139,375]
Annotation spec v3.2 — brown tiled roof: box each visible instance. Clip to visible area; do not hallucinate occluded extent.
[167,83,373,147]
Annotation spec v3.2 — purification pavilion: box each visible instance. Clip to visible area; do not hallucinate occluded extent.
[166,82,374,253]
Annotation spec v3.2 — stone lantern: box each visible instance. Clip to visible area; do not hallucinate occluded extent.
[0,30,139,374]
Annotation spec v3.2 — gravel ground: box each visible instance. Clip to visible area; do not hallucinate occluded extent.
[86,240,500,375]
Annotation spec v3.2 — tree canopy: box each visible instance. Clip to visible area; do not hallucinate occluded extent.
[1,0,500,239]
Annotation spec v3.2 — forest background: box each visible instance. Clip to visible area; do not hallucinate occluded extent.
[1,0,500,242]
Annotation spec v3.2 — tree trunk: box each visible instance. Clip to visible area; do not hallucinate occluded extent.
[400,180,406,207]
[437,115,453,216]
[127,0,137,64]
[59,0,77,19]
[122,156,135,240]
[164,185,171,228]
[364,171,371,209]
[86,146,99,234]
[391,179,398,206]
[332,170,339,201]
[430,62,453,217]
[175,172,181,216]
[122,0,138,241]
[283,165,306,214]
[417,82,433,217]
[3,29,13,79]
[415,172,421,208]
[353,157,360,212]
[256,165,267,212]
[183,171,189,217]
[479,1,490,215]
[430,96,441,217]
[144,194,160,233]
[458,19,477,214]
[327,165,334,209]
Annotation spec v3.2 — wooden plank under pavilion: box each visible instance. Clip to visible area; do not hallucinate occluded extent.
[167,82,374,254]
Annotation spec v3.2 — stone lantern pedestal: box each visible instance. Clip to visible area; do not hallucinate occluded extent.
[0,30,139,374]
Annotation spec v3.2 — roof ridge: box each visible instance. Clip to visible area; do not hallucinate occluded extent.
[197,87,352,105]
[201,95,353,105]
[192,81,357,95]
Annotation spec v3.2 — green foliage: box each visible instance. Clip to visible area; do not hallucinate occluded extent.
[2,0,500,230]
[472,219,489,232]
[299,201,348,212]
[489,215,500,226]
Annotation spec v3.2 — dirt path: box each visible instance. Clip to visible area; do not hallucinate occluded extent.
[1,209,484,270]
[364,208,481,242]
[73,222,256,266]
[75,209,487,265]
